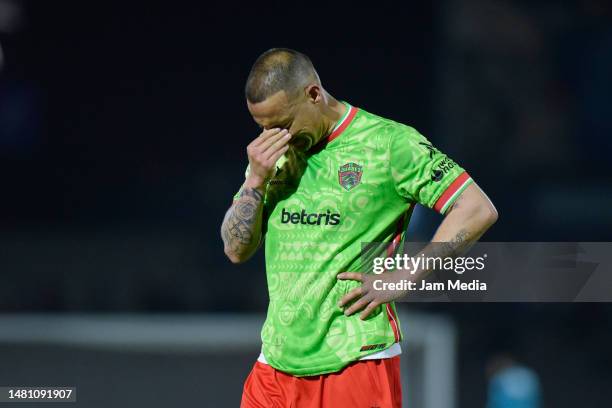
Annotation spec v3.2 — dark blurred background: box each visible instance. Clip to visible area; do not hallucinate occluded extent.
[0,0,611,407]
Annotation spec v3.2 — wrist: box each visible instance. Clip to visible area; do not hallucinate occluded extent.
[396,266,424,282]
[244,175,268,192]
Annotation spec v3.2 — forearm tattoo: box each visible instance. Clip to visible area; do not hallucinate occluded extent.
[221,188,264,255]
[433,228,471,258]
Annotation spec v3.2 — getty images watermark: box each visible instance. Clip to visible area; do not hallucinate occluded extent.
[371,252,489,292]
[359,242,612,302]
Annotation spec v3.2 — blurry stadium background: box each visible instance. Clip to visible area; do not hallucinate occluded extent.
[1,0,611,406]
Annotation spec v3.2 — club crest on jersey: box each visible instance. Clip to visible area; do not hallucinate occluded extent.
[338,162,363,191]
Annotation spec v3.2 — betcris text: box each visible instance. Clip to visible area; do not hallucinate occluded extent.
[280,208,341,226]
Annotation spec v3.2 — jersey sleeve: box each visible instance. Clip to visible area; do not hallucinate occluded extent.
[389,126,473,214]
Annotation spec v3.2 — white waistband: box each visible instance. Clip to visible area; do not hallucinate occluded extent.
[256,342,402,365]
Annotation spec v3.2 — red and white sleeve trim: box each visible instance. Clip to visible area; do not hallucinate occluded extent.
[433,171,473,214]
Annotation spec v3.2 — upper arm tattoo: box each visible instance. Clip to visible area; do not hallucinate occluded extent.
[448,190,466,212]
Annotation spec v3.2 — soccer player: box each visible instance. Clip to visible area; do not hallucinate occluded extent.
[221,48,498,408]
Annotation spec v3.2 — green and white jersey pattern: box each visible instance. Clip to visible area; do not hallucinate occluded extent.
[234,102,472,376]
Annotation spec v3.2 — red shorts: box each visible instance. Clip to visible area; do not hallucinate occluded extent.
[240,357,402,408]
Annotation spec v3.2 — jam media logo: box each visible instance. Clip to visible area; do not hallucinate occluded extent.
[338,162,363,191]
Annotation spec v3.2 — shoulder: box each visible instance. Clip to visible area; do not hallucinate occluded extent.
[350,107,422,150]
[357,108,421,138]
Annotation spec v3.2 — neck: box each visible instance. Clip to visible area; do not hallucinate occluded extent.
[314,93,347,146]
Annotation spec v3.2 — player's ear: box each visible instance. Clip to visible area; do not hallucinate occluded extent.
[305,84,322,104]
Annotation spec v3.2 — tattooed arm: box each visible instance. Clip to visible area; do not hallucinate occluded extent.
[338,182,498,319]
[384,183,498,282]
[221,127,292,264]
[429,182,497,253]
[221,186,266,264]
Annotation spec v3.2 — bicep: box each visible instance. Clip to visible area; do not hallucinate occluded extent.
[446,182,497,218]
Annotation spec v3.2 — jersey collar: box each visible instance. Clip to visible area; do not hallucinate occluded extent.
[326,102,358,144]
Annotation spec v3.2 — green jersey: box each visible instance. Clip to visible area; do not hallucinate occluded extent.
[234,102,472,376]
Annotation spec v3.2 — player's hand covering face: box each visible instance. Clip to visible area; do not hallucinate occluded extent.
[248,87,328,153]
[246,128,292,187]
[337,271,409,320]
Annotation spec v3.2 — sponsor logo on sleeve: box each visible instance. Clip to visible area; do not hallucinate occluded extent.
[432,169,444,182]
[431,157,457,182]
